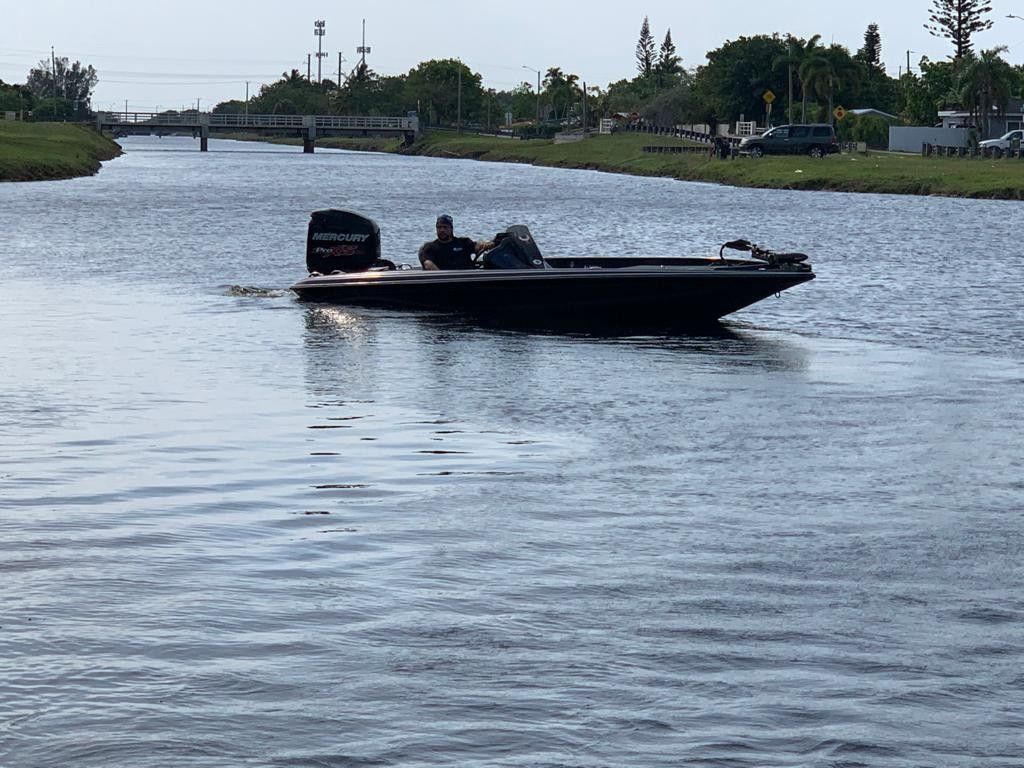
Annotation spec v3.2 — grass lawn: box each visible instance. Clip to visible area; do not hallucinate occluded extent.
[0,122,122,181]
[316,130,1024,200]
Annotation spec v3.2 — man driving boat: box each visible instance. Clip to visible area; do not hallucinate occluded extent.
[418,214,493,270]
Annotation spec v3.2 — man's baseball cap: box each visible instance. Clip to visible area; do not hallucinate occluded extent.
[436,214,454,227]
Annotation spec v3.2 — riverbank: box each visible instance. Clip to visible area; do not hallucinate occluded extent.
[0,122,123,181]
[307,130,1024,200]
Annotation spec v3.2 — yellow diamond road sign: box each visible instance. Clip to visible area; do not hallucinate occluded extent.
[834,106,847,120]
[763,90,776,104]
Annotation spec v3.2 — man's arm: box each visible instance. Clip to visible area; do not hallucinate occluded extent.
[418,243,440,270]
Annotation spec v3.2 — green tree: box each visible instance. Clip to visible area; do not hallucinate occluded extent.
[604,78,646,115]
[250,69,330,114]
[849,23,900,113]
[957,46,1017,137]
[849,114,893,147]
[693,35,788,124]
[655,29,683,88]
[856,65,899,114]
[773,35,826,123]
[584,84,608,128]
[773,36,802,123]
[925,0,993,60]
[212,99,247,115]
[405,59,483,126]
[543,67,582,121]
[800,43,860,122]
[897,57,960,124]
[641,82,696,126]
[506,81,537,121]
[856,23,883,68]
[0,80,34,113]
[333,62,381,114]
[373,75,413,117]
[26,56,97,117]
[636,16,655,78]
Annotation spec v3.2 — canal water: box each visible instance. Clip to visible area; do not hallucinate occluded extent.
[1,136,1021,767]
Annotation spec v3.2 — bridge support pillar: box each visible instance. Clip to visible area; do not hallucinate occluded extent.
[303,118,316,153]
[200,125,209,152]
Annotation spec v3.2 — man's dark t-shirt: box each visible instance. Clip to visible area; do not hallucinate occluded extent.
[418,237,477,270]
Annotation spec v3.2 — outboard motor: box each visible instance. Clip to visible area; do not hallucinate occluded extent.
[481,224,546,269]
[306,209,382,274]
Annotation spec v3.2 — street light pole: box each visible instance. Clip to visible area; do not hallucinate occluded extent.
[522,65,541,124]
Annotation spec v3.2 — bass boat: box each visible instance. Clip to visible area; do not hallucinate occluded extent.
[290,210,815,328]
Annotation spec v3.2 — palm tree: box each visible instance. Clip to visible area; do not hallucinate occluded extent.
[544,67,582,121]
[776,35,825,122]
[824,46,861,118]
[561,73,581,121]
[543,67,565,120]
[958,46,1016,138]
[800,44,861,122]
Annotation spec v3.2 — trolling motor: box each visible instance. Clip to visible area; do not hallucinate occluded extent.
[478,224,546,269]
[720,239,809,266]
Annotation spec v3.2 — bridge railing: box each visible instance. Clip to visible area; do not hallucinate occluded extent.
[313,115,415,130]
[96,112,418,131]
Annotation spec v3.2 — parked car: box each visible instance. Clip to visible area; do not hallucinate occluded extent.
[979,129,1024,157]
[738,124,839,158]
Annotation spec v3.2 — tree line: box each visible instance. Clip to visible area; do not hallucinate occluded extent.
[2,0,1022,140]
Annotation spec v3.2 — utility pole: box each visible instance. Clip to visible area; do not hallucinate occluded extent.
[906,50,913,75]
[582,81,587,131]
[523,65,541,124]
[307,54,312,82]
[338,52,343,86]
[245,81,249,121]
[357,19,371,71]
[51,46,57,99]
[314,20,326,83]
[787,41,794,124]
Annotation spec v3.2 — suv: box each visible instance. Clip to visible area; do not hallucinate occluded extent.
[739,124,838,158]
[979,129,1023,157]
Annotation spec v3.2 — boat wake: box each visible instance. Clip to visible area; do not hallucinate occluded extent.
[226,285,287,298]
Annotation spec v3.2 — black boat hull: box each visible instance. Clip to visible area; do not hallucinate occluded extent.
[290,264,815,327]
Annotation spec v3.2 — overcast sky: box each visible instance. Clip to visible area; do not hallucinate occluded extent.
[3,0,1023,112]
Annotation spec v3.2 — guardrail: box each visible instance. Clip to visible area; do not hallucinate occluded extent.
[922,143,1024,159]
[642,145,713,154]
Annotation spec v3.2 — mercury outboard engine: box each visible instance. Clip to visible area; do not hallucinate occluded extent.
[306,209,383,274]
[481,224,546,269]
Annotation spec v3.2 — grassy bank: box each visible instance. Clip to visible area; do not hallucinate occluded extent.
[0,122,123,181]
[311,130,1024,200]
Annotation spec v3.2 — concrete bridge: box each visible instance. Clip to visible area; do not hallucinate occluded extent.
[95,111,419,152]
